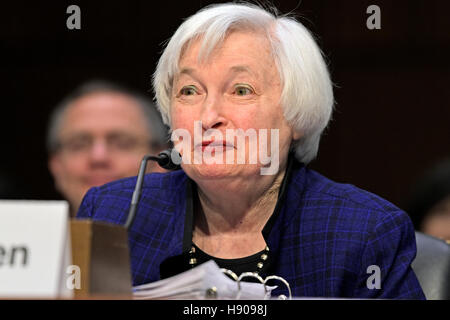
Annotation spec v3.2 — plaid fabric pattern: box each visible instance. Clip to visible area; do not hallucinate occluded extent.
[77,165,425,299]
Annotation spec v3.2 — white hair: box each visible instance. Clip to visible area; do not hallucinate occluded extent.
[152,2,334,164]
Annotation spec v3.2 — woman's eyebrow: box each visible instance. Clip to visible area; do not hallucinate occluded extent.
[179,67,196,77]
[174,68,204,88]
[228,65,256,77]
[175,65,259,91]
[178,65,256,77]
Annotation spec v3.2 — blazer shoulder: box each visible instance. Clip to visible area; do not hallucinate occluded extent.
[295,168,415,236]
[76,170,188,222]
[303,168,405,215]
[92,170,188,194]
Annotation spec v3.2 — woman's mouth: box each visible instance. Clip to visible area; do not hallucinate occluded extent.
[197,140,234,152]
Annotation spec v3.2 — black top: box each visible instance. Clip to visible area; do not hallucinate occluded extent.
[192,243,268,277]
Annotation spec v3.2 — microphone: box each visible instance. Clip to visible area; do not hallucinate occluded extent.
[124,149,181,229]
[156,149,182,170]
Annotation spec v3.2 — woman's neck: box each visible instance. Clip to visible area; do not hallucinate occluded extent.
[192,165,286,257]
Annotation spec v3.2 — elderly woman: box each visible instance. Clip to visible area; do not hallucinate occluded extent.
[77,3,424,299]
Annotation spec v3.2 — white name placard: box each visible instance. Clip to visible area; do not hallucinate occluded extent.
[0,200,72,298]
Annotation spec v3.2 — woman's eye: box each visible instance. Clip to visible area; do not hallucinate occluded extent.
[180,86,197,96]
[234,85,253,96]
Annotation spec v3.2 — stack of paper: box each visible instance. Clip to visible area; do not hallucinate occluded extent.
[133,260,275,300]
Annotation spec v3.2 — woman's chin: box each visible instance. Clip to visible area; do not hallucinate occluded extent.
[182,163,259,181]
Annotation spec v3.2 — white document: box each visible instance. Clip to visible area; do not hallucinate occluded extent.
[133,260,276,300]
[0,200,72,298]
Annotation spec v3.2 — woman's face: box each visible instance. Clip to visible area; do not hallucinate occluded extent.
[170,30,299,181]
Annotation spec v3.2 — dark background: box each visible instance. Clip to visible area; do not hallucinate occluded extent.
[1,0,449,220]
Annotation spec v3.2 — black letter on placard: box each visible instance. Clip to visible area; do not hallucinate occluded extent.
[0,246,5,266]
[10,246,28,266]
[66,5,81,30]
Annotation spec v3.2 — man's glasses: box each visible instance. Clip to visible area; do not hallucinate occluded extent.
[56,133,153,155]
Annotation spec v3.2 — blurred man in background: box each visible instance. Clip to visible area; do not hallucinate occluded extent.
[405,158,450,241]
[47,80,170,217]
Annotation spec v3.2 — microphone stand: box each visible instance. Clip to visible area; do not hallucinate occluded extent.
[124,150,180,230]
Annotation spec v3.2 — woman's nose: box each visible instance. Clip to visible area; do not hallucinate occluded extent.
[200,94,228,130]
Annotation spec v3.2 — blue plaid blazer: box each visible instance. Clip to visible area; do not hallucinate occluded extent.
[77,161,425,299]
